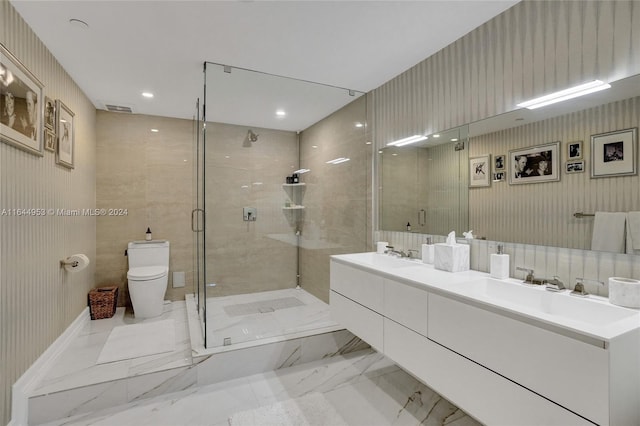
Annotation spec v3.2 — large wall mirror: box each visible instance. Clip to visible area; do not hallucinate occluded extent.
[379,126,469,236]
[379,73,640,254]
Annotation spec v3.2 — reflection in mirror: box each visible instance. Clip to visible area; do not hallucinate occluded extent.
[379,126,469,236]
[467,73,640,252]
[379,73,640,255]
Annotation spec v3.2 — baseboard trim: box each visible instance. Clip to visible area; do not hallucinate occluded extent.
[10,307,89,426]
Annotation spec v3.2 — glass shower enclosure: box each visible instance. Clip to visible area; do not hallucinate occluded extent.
[194,62,370,349]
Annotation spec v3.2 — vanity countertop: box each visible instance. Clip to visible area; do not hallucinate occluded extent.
[331,252,640,343]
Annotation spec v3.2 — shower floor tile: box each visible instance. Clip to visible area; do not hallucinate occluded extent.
[204,288,338,348]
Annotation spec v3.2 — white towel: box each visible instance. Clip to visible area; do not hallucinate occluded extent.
[626,212,640,252]
[591,212,626,253]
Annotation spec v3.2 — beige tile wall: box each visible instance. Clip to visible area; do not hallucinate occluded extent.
[95,111,195,305]
[203,123,299,296]
[299,96,371,302]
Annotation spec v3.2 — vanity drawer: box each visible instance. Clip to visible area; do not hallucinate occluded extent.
[330,290,383,351]
[428,293,608,425]
[383,279,428,336]
[384,319,591,426]
[330,261,383,312]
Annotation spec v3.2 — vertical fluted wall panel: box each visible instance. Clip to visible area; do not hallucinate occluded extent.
[372,1,640,150]
[1,1,96,423]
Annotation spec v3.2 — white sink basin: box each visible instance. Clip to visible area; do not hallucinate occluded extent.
[339,252,422,269]
[461,278,638,327]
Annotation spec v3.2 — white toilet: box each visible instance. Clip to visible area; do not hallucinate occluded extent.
[127,240,170,318]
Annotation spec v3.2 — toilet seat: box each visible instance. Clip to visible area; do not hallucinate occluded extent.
[127,266,168,281]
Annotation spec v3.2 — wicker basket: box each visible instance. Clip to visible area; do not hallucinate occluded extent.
[88,286,118,320]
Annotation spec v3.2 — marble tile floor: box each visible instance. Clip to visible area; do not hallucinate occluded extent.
[40,349,482,426]
[31,301,192,397]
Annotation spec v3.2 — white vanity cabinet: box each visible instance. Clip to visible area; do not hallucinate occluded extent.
[330,254,640,426]
[329,261,384,350]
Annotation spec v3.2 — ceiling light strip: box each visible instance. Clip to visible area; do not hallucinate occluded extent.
[517,80,610,110]
[326,157,350,165]
[386,135,428,147]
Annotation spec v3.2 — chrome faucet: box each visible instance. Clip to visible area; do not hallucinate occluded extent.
[570,278,605,297]
[516,266,544,285]
[407,249,420,259]
[544,276,565,292]
[385,245,409,258]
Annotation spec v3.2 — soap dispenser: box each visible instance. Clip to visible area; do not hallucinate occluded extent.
[490,243,509,279]
[422,236,435,264]
[145,227,152,241]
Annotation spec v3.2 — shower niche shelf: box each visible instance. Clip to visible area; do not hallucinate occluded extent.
[282,182,306,210]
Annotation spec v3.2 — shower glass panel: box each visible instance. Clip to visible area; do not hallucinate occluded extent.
[201,62,368,348]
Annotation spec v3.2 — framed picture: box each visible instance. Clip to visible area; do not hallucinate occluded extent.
[44,96,55,131]
[566,160,584,174]
[0,43,44,155]
[493,172,505,182]
[509,141,560,185]
[567,140,582,160]
[494,154,505,171]
[469,154,491,187]
[590,128,637,178]
[44,129,56,152]
[55,99,75,169]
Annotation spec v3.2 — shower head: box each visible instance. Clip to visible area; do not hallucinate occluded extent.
[247,130,259,142]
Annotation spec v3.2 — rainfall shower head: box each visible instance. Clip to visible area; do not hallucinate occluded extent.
[247,130,259,142]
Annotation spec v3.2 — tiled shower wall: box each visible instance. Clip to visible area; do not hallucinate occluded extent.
[375,230,640,297]
[299,96,371,303]
[1,1,97,423]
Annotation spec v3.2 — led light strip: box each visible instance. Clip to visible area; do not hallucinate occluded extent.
[517,80,610,110]
[387,135,428,147]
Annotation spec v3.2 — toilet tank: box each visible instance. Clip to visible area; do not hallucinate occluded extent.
[127,241,170,268]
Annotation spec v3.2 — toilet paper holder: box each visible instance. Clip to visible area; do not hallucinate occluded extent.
[59,254,90,272]
[60,258,79,267]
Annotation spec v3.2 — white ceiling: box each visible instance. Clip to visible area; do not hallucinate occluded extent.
[11,0,519,130]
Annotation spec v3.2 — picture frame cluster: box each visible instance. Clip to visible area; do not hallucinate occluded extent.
[1,43,75,169]
[469,128,638,187]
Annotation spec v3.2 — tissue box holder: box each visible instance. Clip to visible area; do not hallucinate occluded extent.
[88,286,119,320]
[434,243,470,272]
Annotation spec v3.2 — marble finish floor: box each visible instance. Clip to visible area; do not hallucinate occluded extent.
[41,349,482,426]
[204,288,339,348]
[31,301,192,396]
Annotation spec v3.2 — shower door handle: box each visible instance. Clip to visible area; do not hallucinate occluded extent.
[192,208,204,232]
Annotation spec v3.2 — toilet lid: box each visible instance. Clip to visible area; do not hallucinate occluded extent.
[127,266,168,281]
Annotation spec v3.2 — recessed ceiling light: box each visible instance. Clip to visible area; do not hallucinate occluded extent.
[365,141,372,145]
[311,145,318,149]
[355,122,364,128]
[151,129,159,132]
[142,92,154,98]
[225,155,230,159]
[451,138,458,142]
[276,110,286,117]
[433,134,440,138]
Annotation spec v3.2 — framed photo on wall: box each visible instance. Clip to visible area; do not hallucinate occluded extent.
[494,154,505,171]
[590,128,637,178]
[509,141,560,185]
[0,43,44,155]
[469,154,491,187]
[44,129,56,152]
[567,140,582,160]
[44,96,55,131]
[55,99,75,169]
[566,160,584,174]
